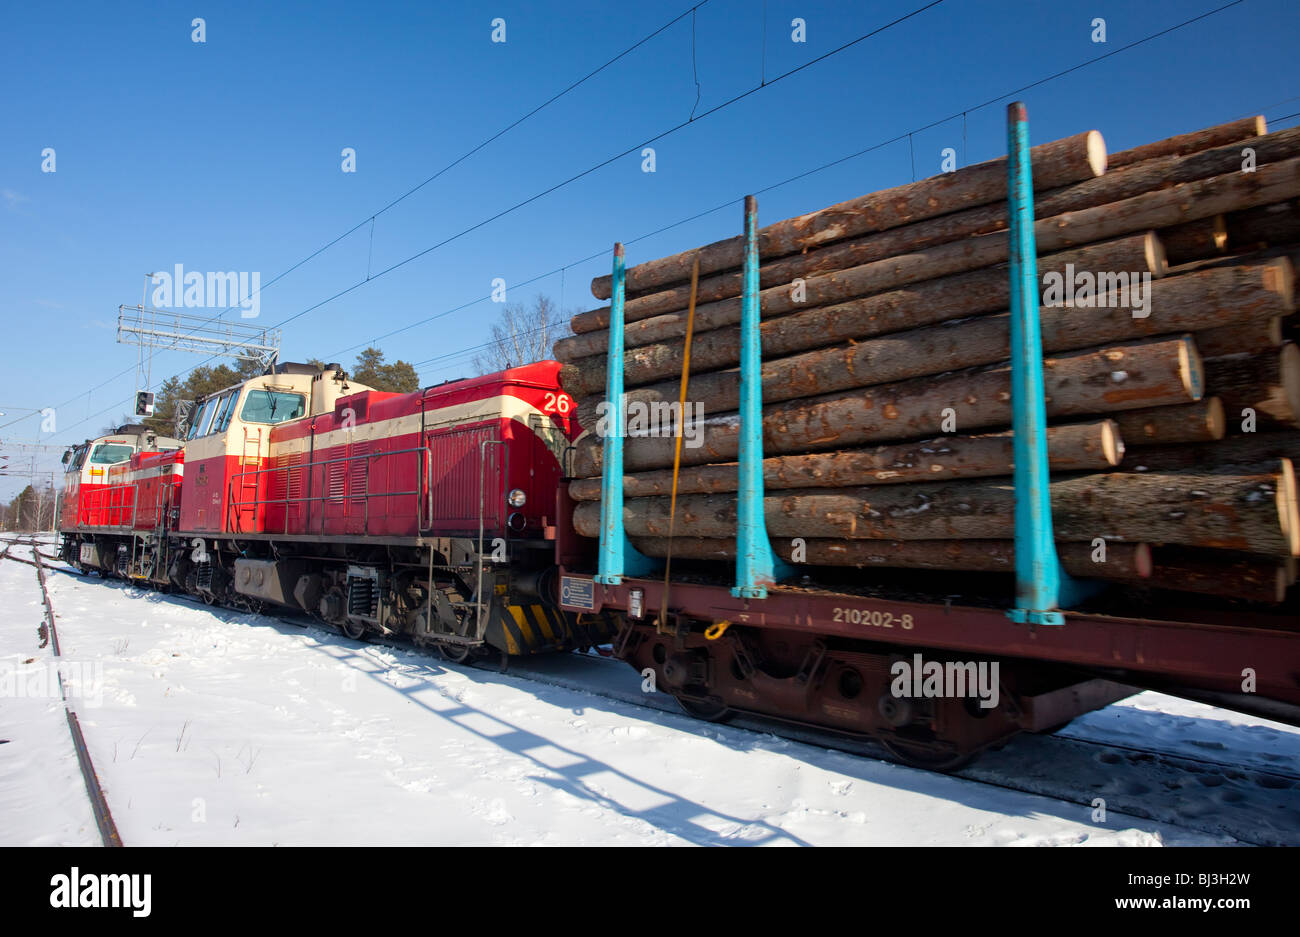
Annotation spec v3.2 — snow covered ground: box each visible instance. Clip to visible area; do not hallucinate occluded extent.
[3,537,1298,846]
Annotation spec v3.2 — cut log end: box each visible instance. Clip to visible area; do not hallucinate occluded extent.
[1180,336,1205,400]
[1283,343,1300,426]
[1145,230,1169,277]
[1134,542,1154,578]
[1264,256,1297,311]
[1210,214,1228,251]
[1101,419,1124,465]
[1086,130,1108,177]
[1279,458,1300,556]
[1205,396,1226,439]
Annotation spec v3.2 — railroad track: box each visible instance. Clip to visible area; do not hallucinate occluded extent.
[27,554,1300,846]
[3,542,123,846]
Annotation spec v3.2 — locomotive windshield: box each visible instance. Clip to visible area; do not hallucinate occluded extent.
[241,390,305,424]
[88,443,133,465]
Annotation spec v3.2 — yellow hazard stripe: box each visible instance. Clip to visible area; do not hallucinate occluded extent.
[498,614,522,655]
[509,605,536,647]
[530,604,556,642]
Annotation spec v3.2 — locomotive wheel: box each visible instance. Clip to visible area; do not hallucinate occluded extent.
[880,739,976,773]
[675,695,733,724]
[340,618,368,641]
[436,641,472,664]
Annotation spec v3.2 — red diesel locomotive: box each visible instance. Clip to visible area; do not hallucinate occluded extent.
[58,360,606,660]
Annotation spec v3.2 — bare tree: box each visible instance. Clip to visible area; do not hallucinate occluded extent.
[472,295,572,375]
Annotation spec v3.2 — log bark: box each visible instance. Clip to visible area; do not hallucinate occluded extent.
[1204,343,1300,431]
[1106,116,1266,169]
[560,232,1165,369]
[1198,317,1284,358]
[588,131,1107,301]
[567,422,1121,501]
[564,259,1289,404]
[570,337,1202,477]
[1225,199,1300,251]
[1112,399,1225,447]
[625,536,1152,580]
[571,463,1300,556]
[622,537,1286,602]
[1137,546,1291,603]
[1158,215,1227,265]
[571,127,1300,333]
[1123,431,1300,472]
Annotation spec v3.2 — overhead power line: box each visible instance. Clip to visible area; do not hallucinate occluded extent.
[32,0,1254,442]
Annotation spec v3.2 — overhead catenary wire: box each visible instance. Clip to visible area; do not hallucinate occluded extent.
[0,1,716,437]
[28,0,1255,444]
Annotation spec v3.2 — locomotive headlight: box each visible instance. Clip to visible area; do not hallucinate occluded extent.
[507,488,527,508]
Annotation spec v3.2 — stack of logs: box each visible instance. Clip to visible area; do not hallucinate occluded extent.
[555,116,1300,605]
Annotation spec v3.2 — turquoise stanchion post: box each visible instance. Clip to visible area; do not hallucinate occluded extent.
[1005,102,1090,625]
[733,196,792,598]
[595,242,657,585]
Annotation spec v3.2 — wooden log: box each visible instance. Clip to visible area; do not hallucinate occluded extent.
[571,463,1300,556]
[570,337,1202,477]
[588,131,1107,301]
[624,536,1153,580]
[623,537,1290,602]
[564,258,1289,404]
[572,126,1300,333]
[1112,399,1225,447]
[1225,199,1300,251]
[1198,317,1284,358]
[565,153,1300,368]
[1124,431,1300,472]
[567,422,1122,501]
[1158,215,1227,265]
[1137,546,1292,603]
[560,230,1165,369]
[1204,342,1300,430]
[1106,116,1266,169]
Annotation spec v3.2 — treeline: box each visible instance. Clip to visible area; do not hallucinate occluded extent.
[143,347,418,436]
[2,483,57,532]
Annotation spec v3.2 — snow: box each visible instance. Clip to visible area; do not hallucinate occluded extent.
[3,537,1298,846]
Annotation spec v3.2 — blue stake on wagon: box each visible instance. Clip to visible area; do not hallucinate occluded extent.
[595,242,657,585]
[1004,102,1094,624]
[733,195,792,598]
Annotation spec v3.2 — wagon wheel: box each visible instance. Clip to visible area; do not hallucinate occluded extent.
[880,738,975,774]
[675,695,733,724]
[436,641,473,664]
[340,618,367,641]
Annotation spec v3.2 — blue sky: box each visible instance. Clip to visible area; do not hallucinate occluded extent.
[1,0,1297,496]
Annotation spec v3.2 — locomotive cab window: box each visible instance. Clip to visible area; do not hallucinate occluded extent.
[88,443,133,465]
[212,391,238,433]
[241,390,305,425]
[65,445,88,473]
[188,396,220,439]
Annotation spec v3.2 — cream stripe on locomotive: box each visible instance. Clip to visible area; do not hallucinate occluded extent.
[109,462,184,483]
[270,394,561,457]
